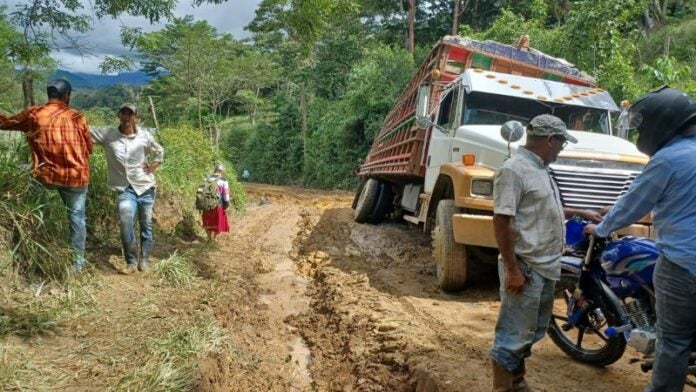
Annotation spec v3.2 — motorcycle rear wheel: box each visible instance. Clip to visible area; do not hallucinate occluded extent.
[548,273,627,367]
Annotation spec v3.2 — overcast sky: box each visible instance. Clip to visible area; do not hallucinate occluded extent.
[1,0,262,74]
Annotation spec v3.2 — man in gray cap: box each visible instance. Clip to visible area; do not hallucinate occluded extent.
[490,114,601,391]
[0,78,93,272]
[90,103,164,274]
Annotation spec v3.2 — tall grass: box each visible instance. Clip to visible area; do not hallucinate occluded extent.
[0,137,72,280]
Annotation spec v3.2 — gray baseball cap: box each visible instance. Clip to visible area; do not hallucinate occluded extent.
[119,103,137,114]
[526,114,578,143]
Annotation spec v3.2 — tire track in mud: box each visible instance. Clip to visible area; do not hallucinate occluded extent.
[285,204,656,392]
[195,202,319,392]
[288,207,413,391]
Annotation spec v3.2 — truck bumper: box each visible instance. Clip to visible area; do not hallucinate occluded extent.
[452,214,496,248]
[452,214,654,248]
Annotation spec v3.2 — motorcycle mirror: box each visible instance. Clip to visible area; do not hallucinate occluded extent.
[500,121,525,143]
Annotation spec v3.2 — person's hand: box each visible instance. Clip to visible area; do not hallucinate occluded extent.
[580,209,603,223]
[505,266,526,294]
[584,223,597,237]
[598,206,611,216]
[143,161,160,174]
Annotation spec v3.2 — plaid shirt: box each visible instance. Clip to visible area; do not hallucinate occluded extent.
[0,101,93,187]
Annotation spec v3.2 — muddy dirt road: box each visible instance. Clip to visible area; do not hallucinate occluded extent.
[6,183,682,392]
[204,183,687,392]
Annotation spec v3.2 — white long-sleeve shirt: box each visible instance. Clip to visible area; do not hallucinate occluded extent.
[90,125,164,195]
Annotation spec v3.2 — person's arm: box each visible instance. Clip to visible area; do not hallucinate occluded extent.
[88,125,110,146]
[493,166,525,294]
[564,207,603,223]
[144,131,164,174]
[75,115,93,154]
[221,180,230,210]
[0,110,32,132]
[493,214,525,294]
[586,155,672,237]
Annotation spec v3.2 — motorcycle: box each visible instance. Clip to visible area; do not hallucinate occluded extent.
[547,218,696,388]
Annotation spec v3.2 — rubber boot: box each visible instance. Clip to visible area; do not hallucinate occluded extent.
[120,264,137,275]
[512,360,538,392]
[138,248,150,272]
[138,258,150,272]
[492,360,515,392]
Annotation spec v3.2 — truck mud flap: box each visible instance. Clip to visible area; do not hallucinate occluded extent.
[451,214,496,248]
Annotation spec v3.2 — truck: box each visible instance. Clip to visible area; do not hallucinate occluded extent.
[352,35,651,292]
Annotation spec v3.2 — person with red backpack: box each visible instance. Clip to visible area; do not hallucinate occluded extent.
[198,163,230,242]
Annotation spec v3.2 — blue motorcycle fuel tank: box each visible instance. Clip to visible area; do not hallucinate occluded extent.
[564,219,659,293]
[600,237,659,290]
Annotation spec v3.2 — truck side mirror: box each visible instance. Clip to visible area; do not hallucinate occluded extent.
[500,121,524,143]
[415,84,431,128]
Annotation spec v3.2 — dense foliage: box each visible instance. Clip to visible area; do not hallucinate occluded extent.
[230,0,696,189]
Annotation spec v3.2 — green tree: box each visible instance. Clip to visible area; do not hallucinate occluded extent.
[640,55,695,95]
[0,9,23,111]
[7,0,228,108]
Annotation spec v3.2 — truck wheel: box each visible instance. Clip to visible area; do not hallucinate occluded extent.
[354,178,379,223]
[432,200,468,292]
[369,183,394,225]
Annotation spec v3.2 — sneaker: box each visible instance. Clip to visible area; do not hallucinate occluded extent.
[138,259,150,272]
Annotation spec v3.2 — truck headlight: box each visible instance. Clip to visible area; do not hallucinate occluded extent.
[471,179,493,197]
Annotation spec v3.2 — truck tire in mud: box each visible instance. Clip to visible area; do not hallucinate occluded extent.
[354,178,379,223]
[369,183,394,225]
[432,200,468,292]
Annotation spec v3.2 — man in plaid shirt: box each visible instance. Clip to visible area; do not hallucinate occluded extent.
[0,78,93,271]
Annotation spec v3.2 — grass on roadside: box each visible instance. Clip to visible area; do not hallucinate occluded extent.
[113,317,226,392]
[152,251,199,287]
[0,349,33,392]
[0,274,100,338]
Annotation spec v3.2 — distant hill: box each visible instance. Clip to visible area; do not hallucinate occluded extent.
[51,70,152,89]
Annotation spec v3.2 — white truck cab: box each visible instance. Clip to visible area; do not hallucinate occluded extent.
[417,70,650,291]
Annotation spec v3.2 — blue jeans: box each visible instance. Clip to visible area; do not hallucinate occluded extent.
[117,186,155,266]
[491,259,556,372]
[645,256,696,392]
[51,185,88,270]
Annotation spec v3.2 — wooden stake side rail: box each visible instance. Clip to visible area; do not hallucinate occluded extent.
[359,125,425,177]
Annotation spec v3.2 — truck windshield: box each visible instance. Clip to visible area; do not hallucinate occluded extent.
[461,91,611,134]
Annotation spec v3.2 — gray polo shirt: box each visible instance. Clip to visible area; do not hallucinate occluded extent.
[493,147,565,280]
[90,126,164,196]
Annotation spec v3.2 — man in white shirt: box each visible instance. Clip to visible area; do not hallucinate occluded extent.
[91,103,164,274]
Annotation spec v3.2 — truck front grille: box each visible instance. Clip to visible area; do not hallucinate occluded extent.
[549,166,639,210]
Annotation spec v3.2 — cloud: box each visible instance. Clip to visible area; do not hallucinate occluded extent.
[1,0,261,74]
